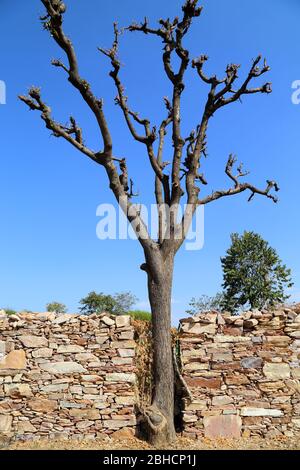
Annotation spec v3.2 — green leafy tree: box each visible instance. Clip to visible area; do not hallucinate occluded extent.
[46,301,67,314]
[79,291,137,315]
[221,232,293,312]
[186,293,224,315]
[79,291,116,315]
[113,292,138,315]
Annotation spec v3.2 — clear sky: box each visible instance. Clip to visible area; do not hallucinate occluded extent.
[0,0,299,324]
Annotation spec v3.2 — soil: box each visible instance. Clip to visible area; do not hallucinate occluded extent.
[2,436,300,451]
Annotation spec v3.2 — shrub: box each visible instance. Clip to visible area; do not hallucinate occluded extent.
[128,310,152,322]
[46,302,67,314]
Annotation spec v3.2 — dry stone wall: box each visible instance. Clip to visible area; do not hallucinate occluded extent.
[179,306,300,439]
[0,311,137,441]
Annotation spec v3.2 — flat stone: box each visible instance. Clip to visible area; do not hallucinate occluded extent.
[57,345,84,353]
[0,350,26,370]
[52,314,73,325]
[241,357,263,369]
[185,377,222,389]
[112,427,134,440]
[95,336,109,345]
[111,341,135,349]
[75,353,98,362]
[0,415,12,432]
[106,373,136,384]
[265,336,291,345]
[17,421,37,433]
[40,383,68,393]
[69,409,100,420]
[241,407,283,417]
[101,316,115,326]
[263,363,290,380]
[76,420,94,430]
[60,401,85,409]
[28,399,57,412]
[40,361,87,374]
[204,415,242,438]
[118,349,135,357]
[19,335,48,348]
[32,348,53,358]
[4,383,32,398]
[212,396,234,407]
[244,319,259,328]
[288,331,300,339]
[81,375,101,383]
[291,368,300,379]
[103,418,136,430]
[188,323,216,335]
[214,335,251,343]
[115,316,131,328]
[115,396,135,405]
[184,362,209,371]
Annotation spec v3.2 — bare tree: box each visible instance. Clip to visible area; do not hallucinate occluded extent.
[19,0,279,445]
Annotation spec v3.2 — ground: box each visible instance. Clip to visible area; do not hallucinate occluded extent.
[1,436,300,451]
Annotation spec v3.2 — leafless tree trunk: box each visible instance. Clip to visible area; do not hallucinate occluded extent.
[19,0,279,445]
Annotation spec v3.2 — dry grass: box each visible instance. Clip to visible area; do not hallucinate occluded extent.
[2,436,300,451]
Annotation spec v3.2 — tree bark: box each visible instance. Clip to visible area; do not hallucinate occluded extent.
[143,254,176,445]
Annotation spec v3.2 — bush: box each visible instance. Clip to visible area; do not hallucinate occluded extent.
[46,302,67,314]
[186,293,225,315]
[79,291,138,316]
[3,308,16,316]
[128,310,152,322]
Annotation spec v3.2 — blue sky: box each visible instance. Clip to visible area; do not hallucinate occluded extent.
[0,0,299,324]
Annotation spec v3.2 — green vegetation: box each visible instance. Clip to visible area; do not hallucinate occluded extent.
[79,291,138,316]
[221,231,293,313]
[128,310,152,322]
[46,301,67,314]
[186,293,225,315]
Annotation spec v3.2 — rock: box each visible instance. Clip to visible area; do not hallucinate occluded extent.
[40,362,87,374]
[188,323,216,335]
[118,349,135,357]
[7,314,20,322]
[217,314,226,325]
[40,383,68,393]
[19,335,48,348]
[0,350,26,370]
[225,374,249,385]
[204,415,242,438]
[214,335,251,343]
[288,331,300,339]
[244,319,259,328]
[0,415,12,432]
[241,357,263,369]
[115,396,135,405]
[28,399,57,412]
[185,377,221,389]
[17,421,37,433]
[263,363,290,380]
[111,427,134,440]
[103,418,136,430]
[115,316,131,328]
[291,368,300,379]
[69,409,100,420]
[52,314,73,325]
[57,345,84,354]
[75,420,94,430]
[111,341,135,349]
[265,336,291,345]
[32,348,53,358]
[95,336,109,345]
[241,408,283,417]
[4,383,32,398]
[81,375,101,383]
[106,373,136,384]
[212,396,234,407]
[184,362,209,371]
[101,316,115,326]
[74,353,98,362]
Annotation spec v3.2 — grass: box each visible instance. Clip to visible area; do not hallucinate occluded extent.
[128,310,152,321]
